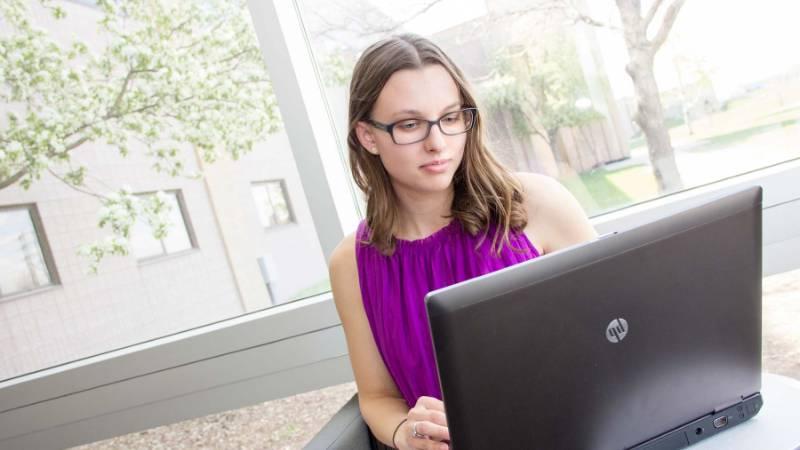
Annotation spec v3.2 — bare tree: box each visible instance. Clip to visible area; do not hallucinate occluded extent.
[614,0,686,193]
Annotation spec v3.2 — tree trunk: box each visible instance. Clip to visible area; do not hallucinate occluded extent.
[627,50,683,193]
[616,0,685,194]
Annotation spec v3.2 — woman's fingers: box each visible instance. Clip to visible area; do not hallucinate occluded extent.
[411,407,446,425]
[418,396,446,412]
[410,436,449,450]
[408,396,450,448]
[412,420,451,442]
[428,409,448,427]
[413,396,448,425]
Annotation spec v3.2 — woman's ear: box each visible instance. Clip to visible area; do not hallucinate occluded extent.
[355,121,380,155]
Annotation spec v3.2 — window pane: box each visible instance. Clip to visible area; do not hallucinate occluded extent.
[251,185,276,228]
[0,208,51,297]
[129,215,165,259]
[161,193,193,254]
[0,0,330,381]
[266,182,292,225]
[297,0,800,216]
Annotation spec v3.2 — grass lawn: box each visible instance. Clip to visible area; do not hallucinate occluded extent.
[560,163,657,216]
[686,118,800,153]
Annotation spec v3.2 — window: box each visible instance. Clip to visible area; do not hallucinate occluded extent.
[296,0,800,217]
[0,0,332,383]
[0,3,798,450]
[251,180,294,228]
[129,191,195,260]
[0,205,57,298]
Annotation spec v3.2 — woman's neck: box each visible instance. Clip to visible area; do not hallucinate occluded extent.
[392,185,455,240]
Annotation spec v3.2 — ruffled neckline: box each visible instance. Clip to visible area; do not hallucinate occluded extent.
[394,219,460,249]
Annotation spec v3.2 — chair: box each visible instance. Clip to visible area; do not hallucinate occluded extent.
[305,393,392,449]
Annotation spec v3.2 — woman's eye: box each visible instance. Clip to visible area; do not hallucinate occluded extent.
[398,121,420,130]
[442,113,461,123]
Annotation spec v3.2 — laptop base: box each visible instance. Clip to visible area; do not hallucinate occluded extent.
[631,393,764,450]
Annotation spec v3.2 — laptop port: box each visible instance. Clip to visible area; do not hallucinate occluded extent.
[713,416,729,428]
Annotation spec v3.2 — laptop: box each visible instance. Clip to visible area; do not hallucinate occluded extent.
[424,185,763,450]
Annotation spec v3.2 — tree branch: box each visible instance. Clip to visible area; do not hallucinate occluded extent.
[108,68,136,116]
[216,48,252,65]
[47,167,104,199]
[0,168,28,190]
[168,17,193,40]
[61,136,90,153]
[571,11,619,31]
[551,0,622,32]
[116,102,161,118]
[650,0,685,53]
[308,0,447,45]
[643,0,666,28]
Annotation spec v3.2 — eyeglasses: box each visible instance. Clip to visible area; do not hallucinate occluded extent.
[366,107,477,145]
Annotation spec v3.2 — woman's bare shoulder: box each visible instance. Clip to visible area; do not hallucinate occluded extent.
[328,231,360,308]
[329,232,357,269]
[513,171,598,253]
[513,171,563,202]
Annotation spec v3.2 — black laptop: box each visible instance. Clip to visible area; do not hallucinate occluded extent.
[424,186,763,450]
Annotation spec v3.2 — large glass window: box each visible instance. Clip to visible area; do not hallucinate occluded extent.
[0,206,56,298]
[297,0,800,216]
[0,0,330,381]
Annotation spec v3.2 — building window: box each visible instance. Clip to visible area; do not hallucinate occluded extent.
[129,191,195,260]
[0,205,57,298]
[251,180,294,228]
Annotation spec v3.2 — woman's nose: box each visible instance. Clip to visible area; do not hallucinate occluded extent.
[424,123,446,152]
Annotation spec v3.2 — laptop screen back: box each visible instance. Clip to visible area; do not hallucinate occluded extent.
[425,186,762,450]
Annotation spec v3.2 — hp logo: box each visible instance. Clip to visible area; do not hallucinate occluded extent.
[606,318,628,343]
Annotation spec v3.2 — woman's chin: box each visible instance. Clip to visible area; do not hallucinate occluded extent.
[391,171,457,196]
[418,175,456,193]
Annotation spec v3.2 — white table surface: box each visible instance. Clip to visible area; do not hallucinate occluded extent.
[688,373,800,450]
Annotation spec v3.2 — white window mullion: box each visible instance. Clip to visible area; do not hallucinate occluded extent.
[246,0,360,261]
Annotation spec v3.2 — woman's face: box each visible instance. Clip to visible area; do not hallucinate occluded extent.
[356,64,467,198]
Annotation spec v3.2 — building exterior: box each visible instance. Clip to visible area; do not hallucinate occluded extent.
[0,1,329,381]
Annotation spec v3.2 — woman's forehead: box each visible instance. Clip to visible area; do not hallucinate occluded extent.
[373,64,462,119]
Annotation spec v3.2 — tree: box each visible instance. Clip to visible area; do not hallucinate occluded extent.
[0,0,281,272]
[482,35,603,147]
[613,0,686,193]
[497,0,688,192]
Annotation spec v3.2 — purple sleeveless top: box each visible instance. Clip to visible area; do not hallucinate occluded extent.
[355,218,540,408]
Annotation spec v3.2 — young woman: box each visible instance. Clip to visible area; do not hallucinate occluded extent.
[328,34,597,450]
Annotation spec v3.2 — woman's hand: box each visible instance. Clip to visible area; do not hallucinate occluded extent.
[397,396,450,450]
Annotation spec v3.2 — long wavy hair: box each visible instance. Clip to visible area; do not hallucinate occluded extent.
[348,33,528,256]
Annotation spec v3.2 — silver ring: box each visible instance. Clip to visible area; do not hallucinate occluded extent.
[411,421,427,439]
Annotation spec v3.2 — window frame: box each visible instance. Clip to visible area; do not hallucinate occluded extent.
[250,179,296,229]
[1,2,799,449]
[131,189,198,263]
[0,203,60,301]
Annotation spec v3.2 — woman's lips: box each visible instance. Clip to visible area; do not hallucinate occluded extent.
[420,159,450,173]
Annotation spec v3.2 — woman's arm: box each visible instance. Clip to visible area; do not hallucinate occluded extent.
[515,172,598,254]
[328,233,410,447]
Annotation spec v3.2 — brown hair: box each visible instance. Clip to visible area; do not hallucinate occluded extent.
[348,33,528,256]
